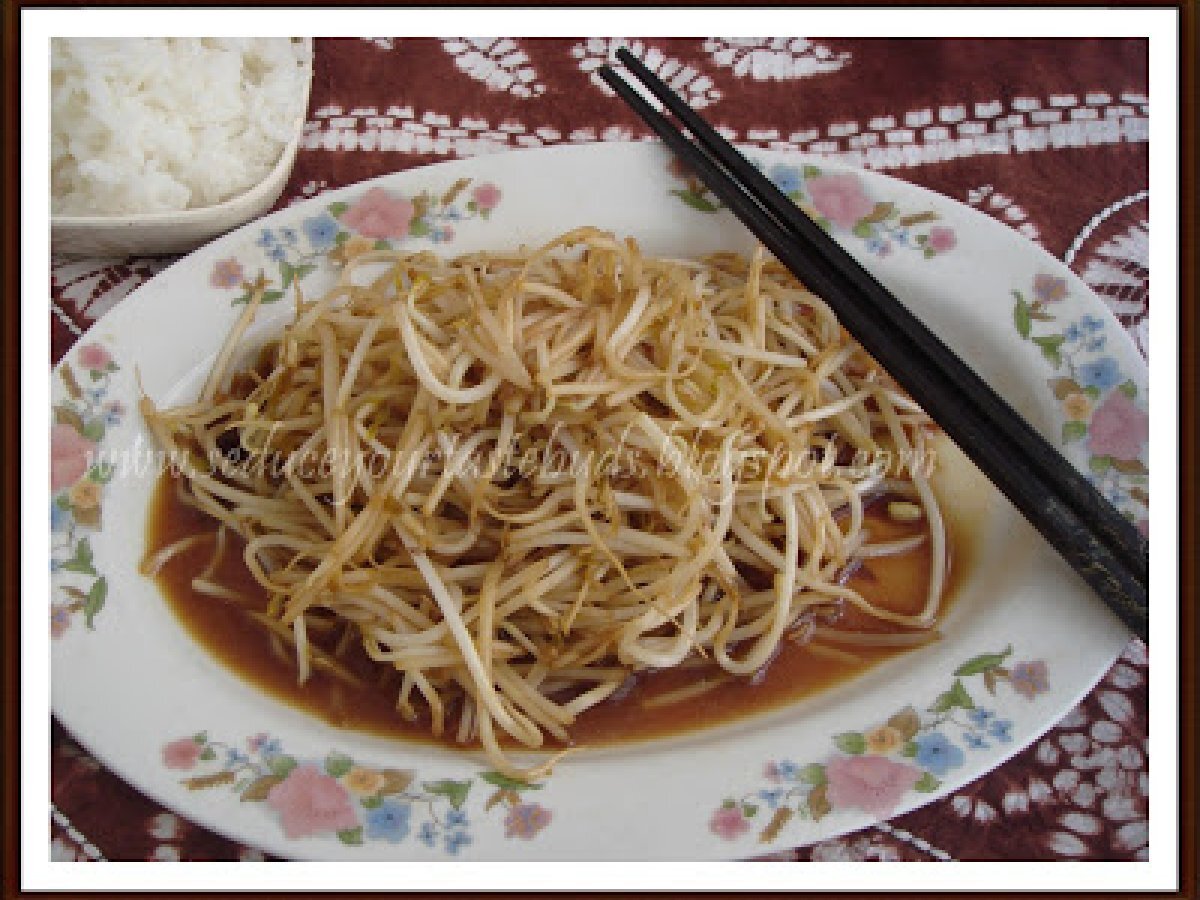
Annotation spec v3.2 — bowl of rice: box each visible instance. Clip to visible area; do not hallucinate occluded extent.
[51,37,313,258]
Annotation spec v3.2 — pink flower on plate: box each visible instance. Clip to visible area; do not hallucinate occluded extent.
[76,343,112,372]
[51,603,71,639]
[825,754,922,818]
[1010,660,1049,699]
[709,804,751,840]
[926,226,957,254]
[266,765,359,840]
[210,258,245,289]
[504,802,552,839]
[162,738,202,770]
[1033,273,1069,304]
[471,181,502,211]
[807,173,873,230]
[1087,389,1149,462]
[51,424,96,492]
[341,187,415,240]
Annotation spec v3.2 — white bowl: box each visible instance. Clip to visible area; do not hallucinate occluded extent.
[51,38,314,259]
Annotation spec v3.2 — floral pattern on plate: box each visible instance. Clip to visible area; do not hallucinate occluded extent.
[51,343,125,636]
[668,158,955,259]
[709,646,1049,844]
[1012,274,1149,532]
[209,179,504,306]
[162,732,551,851]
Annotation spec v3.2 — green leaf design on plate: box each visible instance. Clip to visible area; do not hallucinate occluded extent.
[80,420,105,443]
[833,732,866,755]
[1089,455,1113,475]
[240,775,282,802]
[799,763,827,785]
[901,740,918,758]
[480,771,543,791]
[914,772,940,792]
[260,290,285,304]
[1062,421,1088,443]
[337,826,364,846]
[422,778,472,810]
[862,201,894,223]
[82,577,107,629]
[801,164,822,179]
[199,747,217,761]
[1014,297,1032,338]
[192,732,208,744]
[360,795,383,809]
[325,751,353,778]
[851,221,873,238]
[930,678,975,713]
[61,538,97,576]
[1118,379,1138,398]
[1031,335,1065,367]
[741,802,759,818]
[328,201,349,218]
[670,189,720,213]
[408,219,431,238]
[898,211,939,227]
[953,645,1013,677]
[267,755,298,779]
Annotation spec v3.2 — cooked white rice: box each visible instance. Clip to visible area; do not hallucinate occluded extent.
[51,38,310,216]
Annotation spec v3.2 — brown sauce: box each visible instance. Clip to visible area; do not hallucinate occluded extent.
[147,453,978,749]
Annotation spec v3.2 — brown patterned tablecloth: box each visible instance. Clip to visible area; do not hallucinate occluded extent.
[50,37,1150,862]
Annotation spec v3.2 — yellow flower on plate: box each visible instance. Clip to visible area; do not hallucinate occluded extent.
[69,478,102,511]
[864,724,904,754]
[342,765,385,796]
[1062,392,1092,421]
[331,235,376,267]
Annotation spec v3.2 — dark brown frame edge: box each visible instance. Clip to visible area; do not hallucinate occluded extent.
[1,2,1195,896]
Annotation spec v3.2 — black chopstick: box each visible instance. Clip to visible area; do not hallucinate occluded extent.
[599,57,1149,641]
[610,48,1148,587]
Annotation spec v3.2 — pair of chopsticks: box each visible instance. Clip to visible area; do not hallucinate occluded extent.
[599,50,1149,642]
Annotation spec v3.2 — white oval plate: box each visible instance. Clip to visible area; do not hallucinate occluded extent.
[50,143,1148,860]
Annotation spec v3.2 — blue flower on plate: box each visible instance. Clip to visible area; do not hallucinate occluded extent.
[418,821,437,848]
[303,214,339,251]
[281,227,298,244]
[51,498,70,532]
[256,229,276,248]
[963,732,988,750]
[268,244,287,262]
[1108,486,1129,506]
[966,707,994,728]
[776,759,801,781]
[893,228,910,246]
[1064,323,1083,343]
[913,732,965,778]
[757,788,786,809]
[987,718,1013,743]
[770,164,803,195]
[444,829,472,855]
[445,809,468,829]
[1084,336,1107,353]
[1081,314,1106,333]
[1077,357,1122,391]
[225,748,248,767]
[365,799,411,844]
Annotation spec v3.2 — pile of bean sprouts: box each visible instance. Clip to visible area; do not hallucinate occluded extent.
[141,227,945,779]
